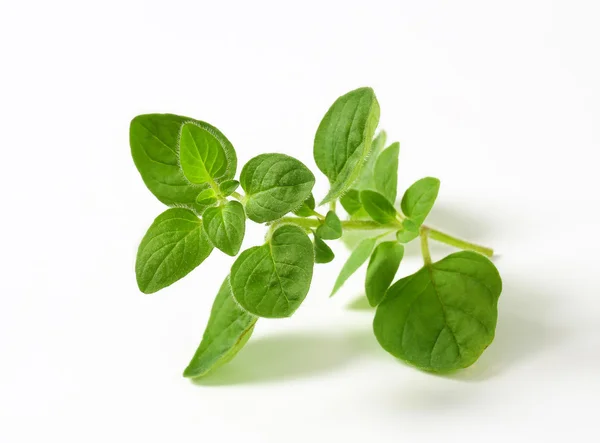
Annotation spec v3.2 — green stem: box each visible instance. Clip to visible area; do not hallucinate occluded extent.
[420,228,432,265]
[310,209,326,220]
[428,228,494,257]
[266,217,494,257]
[230,191,246,203]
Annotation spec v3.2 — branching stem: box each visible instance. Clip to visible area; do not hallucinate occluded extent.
[269,216,494,257]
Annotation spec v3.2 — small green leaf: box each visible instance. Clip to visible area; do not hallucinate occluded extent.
[395,220,420,243]
[365,242,404,307]
[354,130,388,190]
[293,193,316,217]
[374,251,502,372]
[374,142,400,203]
[230,225,314,318]
[202,201,246,256]
[314,87,380,204]
[316,211,342,240]
[313,232,335,264]
[240,154,315,223]
[183,277,257,378]
[179,122,234,186]
[340,189,363,216]
[331,237,377,296]
[135,208,213,294]
[401,177,440,226]
[360,190,398,224]
[195,188,218,206]
[130,114,236,213]
[219,179,240,197]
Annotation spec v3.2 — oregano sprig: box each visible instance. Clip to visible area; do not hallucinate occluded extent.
[130,87,501,379]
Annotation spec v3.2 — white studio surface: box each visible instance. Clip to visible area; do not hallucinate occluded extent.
[1,1,599,441]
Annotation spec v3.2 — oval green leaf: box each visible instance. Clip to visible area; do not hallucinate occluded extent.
[313,232,335,264]
[293,193,316,217]
[314,87,380,204]
[373,251,502,372]
[218,179,240,197]
[130,114,236,213]
[365,241,404,307]
[360,190,398,224]
[395,220,420,243]
[330,237,377,297]
[183,277,258,378]
[400,177,440,226]
[135,208,213,294]
[240,154,315,223]
[195,188,218,206]
[374,142,400,203]
[340,189,363,216]
[179,122,236,186]
[230,225,314,318]
[202,201,246,256]
[316,211,342,240]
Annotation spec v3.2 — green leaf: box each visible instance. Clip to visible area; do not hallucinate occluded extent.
[374,142,400,203]
[230,225,314,318]
[195,188,218,206]
[395,220,420,243]
[130,114,236,213]
[313,232,335,264]
[400,177,440,226]
[339,189,363,216]
[354,130,387,190]
[240,154,315,223]
[219,179,240,197]
[202,201,246,256]
[183,277,257,378]
[360,190,398,224]
[373,251,502,372]
[365,242,404,307]
[330,237,377,296]
[316,211,342,240]
[293,193,316,217]
[314,87,380,204]
[135,208,213,294]
[179,122,235,185]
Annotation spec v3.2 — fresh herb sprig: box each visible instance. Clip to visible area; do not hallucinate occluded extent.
[130,87,501,378]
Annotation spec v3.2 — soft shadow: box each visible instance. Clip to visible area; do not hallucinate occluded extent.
[346,294,374,311]
[193,329,379,386]
[426,203,490,239]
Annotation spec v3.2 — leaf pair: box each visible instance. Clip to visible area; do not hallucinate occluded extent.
[130,115,237,214]
[132,114,316,293]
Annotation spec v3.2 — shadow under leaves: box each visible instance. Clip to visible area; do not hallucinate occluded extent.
[192,329,380,387]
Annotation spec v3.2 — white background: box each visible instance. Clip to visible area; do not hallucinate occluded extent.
[1,0,599,441]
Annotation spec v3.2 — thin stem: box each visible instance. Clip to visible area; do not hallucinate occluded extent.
[420,227,432,265]
[310,209,326,220]
[342,219,401,230]
[329,201,337,213]
[427,228,494,257]
[230,191,245,202]
[264,216,494,258]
